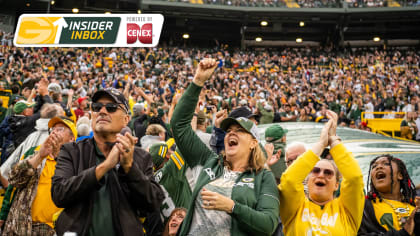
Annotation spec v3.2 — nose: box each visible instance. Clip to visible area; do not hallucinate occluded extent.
[318,171,327,178]
[98,105,108,114]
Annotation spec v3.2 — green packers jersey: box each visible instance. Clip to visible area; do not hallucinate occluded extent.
[154,149,199,222]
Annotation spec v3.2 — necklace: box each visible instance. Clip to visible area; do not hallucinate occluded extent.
[382,199,411,228]
[223,166,241,182]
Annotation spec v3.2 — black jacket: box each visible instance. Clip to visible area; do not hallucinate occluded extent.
[358,199,420,236]
[52,138,164,236]
[9,95,53,147]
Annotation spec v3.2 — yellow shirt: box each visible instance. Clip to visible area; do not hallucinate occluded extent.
[279,144,365,236]
[31,155,62,228]
[372,199,415,231]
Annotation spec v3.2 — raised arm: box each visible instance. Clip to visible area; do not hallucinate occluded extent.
[331,141,364,229]
[170,59,217,167]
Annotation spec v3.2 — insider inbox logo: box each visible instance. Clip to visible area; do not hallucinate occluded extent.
[126,16,155,45]
[14,14,164,47]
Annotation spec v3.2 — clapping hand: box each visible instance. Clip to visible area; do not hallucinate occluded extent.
[39,130,64,158]
[116,132,138,173]
[265,143,282,167]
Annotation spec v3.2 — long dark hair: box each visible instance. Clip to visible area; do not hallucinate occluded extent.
[162,207,187,236]
[366,154,416,206]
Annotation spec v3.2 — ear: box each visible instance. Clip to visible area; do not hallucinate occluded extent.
[282,136,287,143]
[250,138,258,150]
[334,181,339,191]
[397,172,403,181]
[123,113,130,126]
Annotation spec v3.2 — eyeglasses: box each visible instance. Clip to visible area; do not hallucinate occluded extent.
[311,167,335,179]
[48,126,65,134]
[91,102,126,113]
[285,159,295,166]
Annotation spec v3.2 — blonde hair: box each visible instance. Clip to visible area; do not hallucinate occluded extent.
[249,144,266,173]
[146,124,166,136]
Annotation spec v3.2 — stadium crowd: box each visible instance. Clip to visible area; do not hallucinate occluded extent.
[167,0,340,7]
[164,0,420,7]
[0,30,419,235]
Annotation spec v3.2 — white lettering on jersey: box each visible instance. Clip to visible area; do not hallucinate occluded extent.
[301,208,338,235]
[160,186,175,219]
[204,168,216,180]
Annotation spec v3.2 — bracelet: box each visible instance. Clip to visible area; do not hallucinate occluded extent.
[193,113,198,117]
[330,135,341,140]
[330,136,342,146]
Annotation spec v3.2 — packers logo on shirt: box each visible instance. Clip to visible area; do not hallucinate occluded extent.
[241,178,254,183]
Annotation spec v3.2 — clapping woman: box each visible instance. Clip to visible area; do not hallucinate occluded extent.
[279,111,365,235]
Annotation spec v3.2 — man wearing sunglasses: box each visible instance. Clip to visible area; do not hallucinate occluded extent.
[51,88,164,236]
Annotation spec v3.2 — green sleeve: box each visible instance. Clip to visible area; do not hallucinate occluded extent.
[0,185,16,221]
[269,159,286,179]
[170,83,215,167]
[232,171,280,235]
[257,103,269,116]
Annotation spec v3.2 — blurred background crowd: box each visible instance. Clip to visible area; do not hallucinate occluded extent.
[1,31,419,147]
[163,0,420,7]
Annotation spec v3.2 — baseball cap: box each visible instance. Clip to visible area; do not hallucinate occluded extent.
[229,106,252,118]
[220,117,259,140]
[92,88,129,112]
[197,111,206,125]
[13,100,35,114]
[48,116,78,138]
[48,83,62,94]
[149,143,168,168]
[239,99,248,106]
[265,124,288,142]
[77,97,88,105]
[264,104,273,111]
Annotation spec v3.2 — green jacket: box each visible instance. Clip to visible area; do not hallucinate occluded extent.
[257,103,274,125]
[171,83,280,236]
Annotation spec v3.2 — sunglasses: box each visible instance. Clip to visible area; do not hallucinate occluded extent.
[91,102,126,113]
[311,167,335,179]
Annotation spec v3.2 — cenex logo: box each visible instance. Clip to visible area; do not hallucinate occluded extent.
[127,23,152,44]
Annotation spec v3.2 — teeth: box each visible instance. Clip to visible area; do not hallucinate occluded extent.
[228,139,238,146]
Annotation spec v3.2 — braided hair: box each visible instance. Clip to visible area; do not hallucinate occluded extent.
[366,154,416,206]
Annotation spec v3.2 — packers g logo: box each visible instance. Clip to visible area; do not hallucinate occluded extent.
[16,17,61,44]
